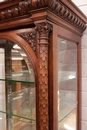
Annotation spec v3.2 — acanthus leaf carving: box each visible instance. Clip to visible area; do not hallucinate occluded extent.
[35,22,52,44]
[18,31,37,52]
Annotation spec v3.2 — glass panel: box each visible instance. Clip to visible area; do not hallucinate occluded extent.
[58,38,77,130]
[0,81,35,120]
[0,112,36,130]
[0,39,36,130]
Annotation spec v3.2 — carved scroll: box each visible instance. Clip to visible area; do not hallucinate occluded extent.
[35,22,52,130]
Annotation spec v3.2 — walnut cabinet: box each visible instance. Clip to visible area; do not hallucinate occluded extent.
[0,0,86,130]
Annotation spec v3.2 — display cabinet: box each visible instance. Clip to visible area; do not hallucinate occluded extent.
[0,0,86,130]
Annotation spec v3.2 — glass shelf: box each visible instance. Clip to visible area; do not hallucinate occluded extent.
[0,80,36,130]
[0,111,36,122]
[0,85,36,120]
[0,78,34,84]
[0,112,36,130]
[0,69,34,83]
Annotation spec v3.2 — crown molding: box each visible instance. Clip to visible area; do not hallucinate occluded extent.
[0,0,86,32]
[0,0,21,9]
[48,0,86,31]
[60,0,87,22]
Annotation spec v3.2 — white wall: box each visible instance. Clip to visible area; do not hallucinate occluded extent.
[81,27,87,130]
[72,0,87,16]
[72,0,87,6]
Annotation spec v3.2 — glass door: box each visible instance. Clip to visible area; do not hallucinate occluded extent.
[58,38,77,130]
[0,39,36,130]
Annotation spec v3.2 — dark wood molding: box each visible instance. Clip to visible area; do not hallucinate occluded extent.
[0,0,21,9]
[0,0,47,21]
[35,22,52,130]
[46,10,82,36]
[0,3,30,20]
[61,0,87,22]
[0,0,86,32]
[48,0,86,31]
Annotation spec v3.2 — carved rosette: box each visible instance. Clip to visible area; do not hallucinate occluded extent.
[36,22,52,130]
[18,32,36,52]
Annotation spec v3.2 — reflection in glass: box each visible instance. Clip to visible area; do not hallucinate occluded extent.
[0,40,36,130]
[58,38,77,130]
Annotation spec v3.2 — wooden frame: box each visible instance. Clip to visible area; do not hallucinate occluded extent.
[0,0,86,130]
[48,22,82,130]
[51,24,81,130]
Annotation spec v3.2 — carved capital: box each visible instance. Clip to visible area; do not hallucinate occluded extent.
[35,22,52,45]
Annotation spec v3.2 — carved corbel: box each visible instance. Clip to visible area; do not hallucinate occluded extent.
[18,32,37,52]
[35,22,52,130]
